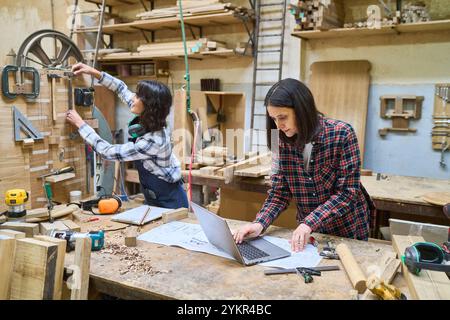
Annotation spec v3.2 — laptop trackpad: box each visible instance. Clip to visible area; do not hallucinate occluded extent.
[249,238,290,257]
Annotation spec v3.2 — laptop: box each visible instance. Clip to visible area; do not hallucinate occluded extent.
[191,202,290,266]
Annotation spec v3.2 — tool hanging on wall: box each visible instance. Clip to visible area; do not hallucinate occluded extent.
[13,106,44,142]
[1,65,40,99]
[378,95,424,136]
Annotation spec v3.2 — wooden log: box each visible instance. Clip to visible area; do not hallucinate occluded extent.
[336,243,367,293]
[34,235,67,300]
[10,238,58,300]
[0,235,16,299]
[0,222,39,237]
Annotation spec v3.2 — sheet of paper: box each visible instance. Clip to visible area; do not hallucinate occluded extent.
[112,205,173,225]
[259,236,322,269]
[138,222,322,269]
[137,221,234,259]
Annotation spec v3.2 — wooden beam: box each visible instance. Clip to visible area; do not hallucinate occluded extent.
[162,208,189,224]
[40,221,69,235]
[34,235,67,300]
[0,222,39,237]
[70,236,92,300]
[125,226,138,247]
[0,235,16,299]
[392,235,450,300]
[10,238,58,300]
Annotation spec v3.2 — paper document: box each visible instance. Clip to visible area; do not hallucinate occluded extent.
[112,205,173,225]
[138,221,322,268]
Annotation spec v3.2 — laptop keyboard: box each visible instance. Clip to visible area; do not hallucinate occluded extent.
[237,242,269,260]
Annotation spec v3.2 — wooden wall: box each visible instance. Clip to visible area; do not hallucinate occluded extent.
[0,68,94,211]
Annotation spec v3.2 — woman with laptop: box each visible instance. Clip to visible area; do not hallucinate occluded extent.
[233,78,374,252]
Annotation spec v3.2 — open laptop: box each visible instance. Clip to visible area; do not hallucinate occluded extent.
[191,202,290,266]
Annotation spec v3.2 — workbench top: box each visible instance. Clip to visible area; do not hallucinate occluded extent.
[66,205,409,300]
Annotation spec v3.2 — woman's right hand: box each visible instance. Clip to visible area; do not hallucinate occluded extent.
[233,223,264,244]
[71,62,102,79]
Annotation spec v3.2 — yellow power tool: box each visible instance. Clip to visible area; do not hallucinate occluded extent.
[5,189,29,218]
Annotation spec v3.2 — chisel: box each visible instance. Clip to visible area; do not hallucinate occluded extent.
[264,265,340,275]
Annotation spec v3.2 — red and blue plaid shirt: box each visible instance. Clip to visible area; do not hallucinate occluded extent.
[255,116,372,240]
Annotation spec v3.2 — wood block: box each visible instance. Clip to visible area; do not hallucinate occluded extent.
[0,222,39,237]
[34,235,67,300]
[162,208,189,224]
[70,236,91,300]
[0,229,26,239]
[125,226,138,247]
[22,138,34,147]
[10,238,58,300]
[61,219,81,232]
[40,221,69,235]
[44,172,75,183]
[0,235,16,299]
[392,235,450,300]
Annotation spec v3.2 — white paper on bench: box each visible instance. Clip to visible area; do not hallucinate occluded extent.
[137,221,321,268]
[112,205,173,225]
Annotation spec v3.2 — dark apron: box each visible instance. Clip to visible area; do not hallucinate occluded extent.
[135,160,188,209]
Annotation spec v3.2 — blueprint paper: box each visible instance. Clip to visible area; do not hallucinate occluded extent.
[137,221,322,268]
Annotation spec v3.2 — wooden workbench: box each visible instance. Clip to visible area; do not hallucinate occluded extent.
[180,172,450,232]
[66,208,409,300]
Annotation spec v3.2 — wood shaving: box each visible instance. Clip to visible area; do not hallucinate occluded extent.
[101,242,160,276]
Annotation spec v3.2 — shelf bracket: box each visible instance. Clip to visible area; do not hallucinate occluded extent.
[235,14,255,56]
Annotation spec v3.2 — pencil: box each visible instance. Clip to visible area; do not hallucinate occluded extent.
[138,206,152,226]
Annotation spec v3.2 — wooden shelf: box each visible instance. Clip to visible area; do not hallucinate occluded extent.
[75,11,247,34]
[85,0,141,6]
[203,91,245,96]
[98,49,247,62]
[291,19,450,40]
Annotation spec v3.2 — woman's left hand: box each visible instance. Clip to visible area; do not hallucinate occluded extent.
[290,223,312,252]
[66,109,85,128]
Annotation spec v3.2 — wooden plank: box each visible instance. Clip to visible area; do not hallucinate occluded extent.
[309,60,371,162]
[71,236,92,300]
[44,172,75,183]
[0,235,16,299]
[34,235,67,300]
[162,208,189,224]
[392,235,450,300]
[10,238,58,300]
[40,221,69,235]
[0,222,39,237]
[422,192,450,206]
[389,218,449,244]
[61,219,81,232]
[234,164,271,177]
[0,229,26,239]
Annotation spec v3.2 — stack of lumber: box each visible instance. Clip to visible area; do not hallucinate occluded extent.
[197,146,228,166]
[137,38,228,56]
[137,1,253,20]
[288,0,344,31]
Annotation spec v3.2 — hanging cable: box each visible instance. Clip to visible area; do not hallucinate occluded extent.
[179,0,200,204]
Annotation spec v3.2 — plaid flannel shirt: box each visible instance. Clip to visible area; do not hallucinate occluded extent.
[255,116,372,240]
[78,72,181,183]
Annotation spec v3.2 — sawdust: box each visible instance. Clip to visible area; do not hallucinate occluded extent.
[102,242,161,276]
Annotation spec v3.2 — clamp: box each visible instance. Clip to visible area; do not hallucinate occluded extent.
[2,65,40,99]
[320,241,340,260]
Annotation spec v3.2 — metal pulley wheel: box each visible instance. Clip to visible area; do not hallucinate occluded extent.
[16,29,84,68]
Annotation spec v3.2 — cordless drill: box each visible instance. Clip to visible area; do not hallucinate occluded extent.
[50,230,104,252]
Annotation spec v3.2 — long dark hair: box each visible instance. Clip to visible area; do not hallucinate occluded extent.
[136,80,172,132]
[265,78,320,149]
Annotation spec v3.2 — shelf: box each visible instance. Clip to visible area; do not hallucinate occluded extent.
[98,49,248,62]
[291,19,450,40]
[85,0,141,5]
[75,11,248,34]
[203,91,245,96]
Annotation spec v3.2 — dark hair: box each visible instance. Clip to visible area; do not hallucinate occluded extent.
[265,78,320,149]
[136,80,172,132]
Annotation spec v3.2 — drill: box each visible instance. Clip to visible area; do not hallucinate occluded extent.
[50,230,104,252]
